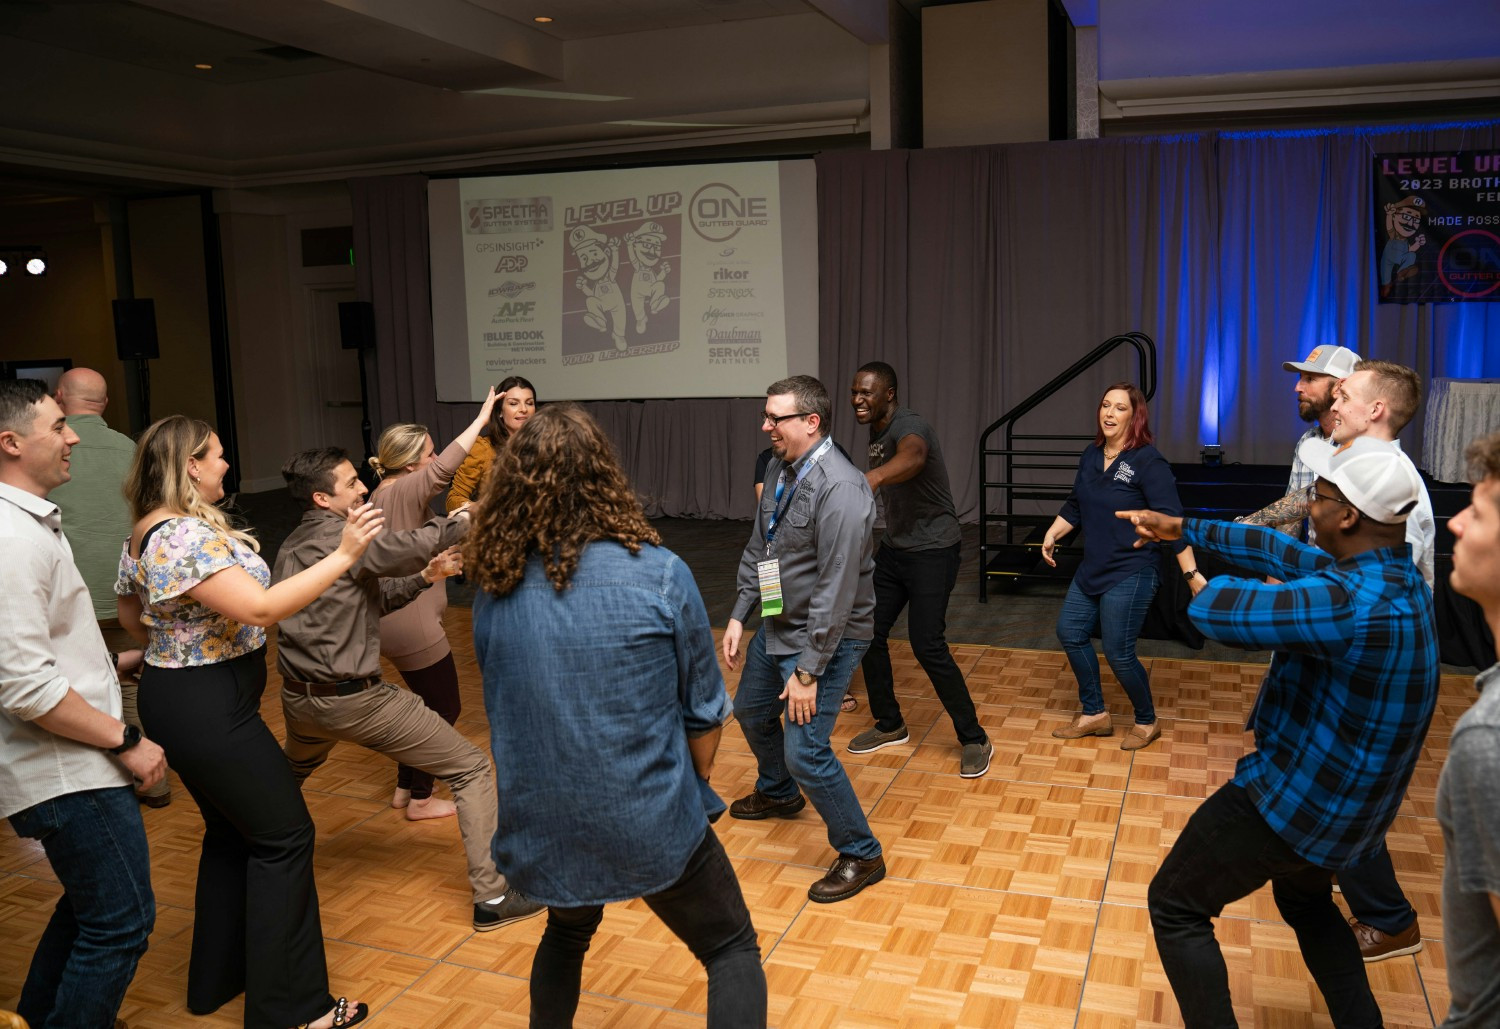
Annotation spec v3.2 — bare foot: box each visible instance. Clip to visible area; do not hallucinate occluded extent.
[390,787,410,810]
[405,797,456,821]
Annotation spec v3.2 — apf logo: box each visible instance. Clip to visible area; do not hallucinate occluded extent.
[494,256,529,274]
[689,182,769,242]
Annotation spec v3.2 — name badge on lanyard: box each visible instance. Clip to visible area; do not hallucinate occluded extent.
[758,437,834,618]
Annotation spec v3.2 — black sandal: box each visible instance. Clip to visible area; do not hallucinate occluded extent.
[295,997,369,1029]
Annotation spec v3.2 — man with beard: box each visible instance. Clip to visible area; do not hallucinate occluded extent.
[1241,345,1360,541]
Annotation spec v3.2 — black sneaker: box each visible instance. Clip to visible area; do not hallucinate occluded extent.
[473,890,545,931]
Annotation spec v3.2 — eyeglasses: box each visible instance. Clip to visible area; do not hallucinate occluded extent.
[1309,489,1351,507]
[763,411,812,427]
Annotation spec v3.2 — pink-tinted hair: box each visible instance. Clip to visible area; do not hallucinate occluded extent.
[1093,382,1154,451]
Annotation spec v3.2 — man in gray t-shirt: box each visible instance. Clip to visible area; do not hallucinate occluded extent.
[1437,430,1500,1027]
[845,362,991,778]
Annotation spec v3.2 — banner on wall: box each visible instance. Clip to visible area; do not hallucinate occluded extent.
[428,161,819,401]
[1373,150,1500,303]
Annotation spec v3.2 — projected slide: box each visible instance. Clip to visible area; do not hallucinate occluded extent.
[429,161,818,402]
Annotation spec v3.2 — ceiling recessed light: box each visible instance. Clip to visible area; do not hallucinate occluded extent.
[533,16,553,23]
[194,63,212,70]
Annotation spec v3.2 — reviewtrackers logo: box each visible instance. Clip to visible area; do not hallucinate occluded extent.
[688,183,769,242]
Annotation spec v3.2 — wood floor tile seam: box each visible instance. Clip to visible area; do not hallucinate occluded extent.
[981,644,1272,671]
[1065,783,1134,1029]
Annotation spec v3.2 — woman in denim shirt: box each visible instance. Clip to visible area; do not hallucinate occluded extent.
[465,404,766,1028]
[1039,383,1204,751]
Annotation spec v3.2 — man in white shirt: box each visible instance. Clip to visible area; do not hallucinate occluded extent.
[0,378,166,1027]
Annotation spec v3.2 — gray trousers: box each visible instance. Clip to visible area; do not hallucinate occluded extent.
[281,680,508,904]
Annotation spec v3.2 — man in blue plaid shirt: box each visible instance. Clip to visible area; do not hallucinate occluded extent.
[1120,436,1437,1028]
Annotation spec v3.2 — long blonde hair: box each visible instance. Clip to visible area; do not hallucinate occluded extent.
[124,415,259,551]
[369,423,429,479]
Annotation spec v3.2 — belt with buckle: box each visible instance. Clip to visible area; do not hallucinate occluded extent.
[282,676,379,698]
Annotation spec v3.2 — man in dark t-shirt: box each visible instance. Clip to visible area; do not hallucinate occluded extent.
[845,362,991,777]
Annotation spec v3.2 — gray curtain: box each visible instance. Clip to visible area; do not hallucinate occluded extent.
[351,119,1500,522]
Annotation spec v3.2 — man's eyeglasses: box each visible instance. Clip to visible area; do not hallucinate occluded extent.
[1309,489,1351,507]
[763,411,812,427]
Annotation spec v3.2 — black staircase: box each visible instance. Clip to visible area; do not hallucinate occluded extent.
[977,332,1157,601]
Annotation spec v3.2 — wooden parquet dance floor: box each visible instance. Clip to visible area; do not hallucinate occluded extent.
[0,610,1467,1027]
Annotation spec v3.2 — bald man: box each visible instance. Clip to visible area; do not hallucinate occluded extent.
[51,367,170,806]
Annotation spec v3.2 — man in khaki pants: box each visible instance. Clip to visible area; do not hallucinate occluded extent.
[273,447,543,932]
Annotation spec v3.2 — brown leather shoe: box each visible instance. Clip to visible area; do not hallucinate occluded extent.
[1051,712,1113,739]
[729,789,806,821]
[1350,916,1423,962]
[1121,722,1161,751]
[808,854,886,903]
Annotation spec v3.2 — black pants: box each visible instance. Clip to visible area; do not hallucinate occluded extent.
[138,648,333,1029]
[1148,784,1381,1028]
[530,829,766,1028]
[394,653,462,800]
[862,543,986,745]
[1338,840,1417,935]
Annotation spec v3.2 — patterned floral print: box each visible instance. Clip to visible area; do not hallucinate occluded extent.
[115,516,269,668]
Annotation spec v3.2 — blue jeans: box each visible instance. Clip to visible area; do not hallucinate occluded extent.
[530,828,766,1028]
[732,627,881,861]
[1056,565,1159,725]
[1149,784,1380,1028]
[9,786,155,1029]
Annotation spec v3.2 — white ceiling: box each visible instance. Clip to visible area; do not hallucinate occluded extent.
[0,0,1495,194]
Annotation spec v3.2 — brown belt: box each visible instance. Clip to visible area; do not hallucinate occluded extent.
[282,676,380,698]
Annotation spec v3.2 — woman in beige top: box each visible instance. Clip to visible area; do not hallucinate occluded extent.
[368,388,497,818]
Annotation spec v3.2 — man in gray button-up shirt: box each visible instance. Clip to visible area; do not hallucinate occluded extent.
[722,374,884,904]
[0,378,166,1028]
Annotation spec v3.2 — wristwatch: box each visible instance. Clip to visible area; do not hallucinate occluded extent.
[108,723,143,755]
[1182,568,1201,582]
[794,667,817,686]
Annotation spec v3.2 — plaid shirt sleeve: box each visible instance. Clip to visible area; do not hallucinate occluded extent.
[1185,518,1330,584]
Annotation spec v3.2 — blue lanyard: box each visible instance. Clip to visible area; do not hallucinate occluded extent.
[765,437,833,554]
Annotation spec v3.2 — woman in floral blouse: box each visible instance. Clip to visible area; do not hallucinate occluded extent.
[117,416,382,1029]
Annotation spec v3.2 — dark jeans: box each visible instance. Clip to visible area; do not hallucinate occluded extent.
[1148,784,1381,1028]
[9,786,154,1029]
[1338,840,1417,935]
[862,543,986,745]
[1056,565,1159,725]
[395,653,462,800]
[138,648,334,1029]
[529,828,766,1028]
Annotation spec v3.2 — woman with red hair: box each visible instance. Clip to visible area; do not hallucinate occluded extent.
[1039,383,1202,750]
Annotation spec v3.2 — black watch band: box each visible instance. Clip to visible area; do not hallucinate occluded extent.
[108,723,143,755]
[794,667,816,686]
[1182,568,1200,581]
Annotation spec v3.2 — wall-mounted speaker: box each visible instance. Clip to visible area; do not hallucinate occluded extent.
[338,300,376,350]
[113,298,159,360]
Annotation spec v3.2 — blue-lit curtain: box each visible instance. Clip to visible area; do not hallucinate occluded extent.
[1216,121,1500,468]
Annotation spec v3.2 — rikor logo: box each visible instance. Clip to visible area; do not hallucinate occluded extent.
[494,256,529,274]
[689,182,769,242]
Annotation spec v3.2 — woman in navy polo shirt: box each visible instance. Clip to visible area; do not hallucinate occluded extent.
[1039,383,1204,750]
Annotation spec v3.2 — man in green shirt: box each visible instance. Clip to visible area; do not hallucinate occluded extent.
[50,367,169,806]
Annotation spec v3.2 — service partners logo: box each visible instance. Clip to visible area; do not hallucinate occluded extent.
[493,256,529,274]
[688,182,769,243]
[466,197,553,235]
[488,280,536,299]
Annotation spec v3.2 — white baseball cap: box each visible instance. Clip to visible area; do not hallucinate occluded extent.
[1282,345,1360,379]
[1296,436,1421,524]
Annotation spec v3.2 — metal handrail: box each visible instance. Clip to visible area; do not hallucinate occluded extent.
[978,332,1157,600]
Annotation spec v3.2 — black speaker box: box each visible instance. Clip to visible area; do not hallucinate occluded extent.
[113,298,159,360]
[338,300,376,350]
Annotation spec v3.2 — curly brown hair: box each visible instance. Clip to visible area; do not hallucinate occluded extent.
[463,403,660,595]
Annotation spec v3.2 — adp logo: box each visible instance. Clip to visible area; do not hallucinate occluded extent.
[494,256,529,274]
[689,182,769,243]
